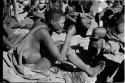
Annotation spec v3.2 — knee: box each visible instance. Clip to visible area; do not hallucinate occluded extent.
[67,48,76,58]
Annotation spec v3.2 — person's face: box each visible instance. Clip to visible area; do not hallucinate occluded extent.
[53,1,60,9]
[53,16,65,32]
[81,17,91,29]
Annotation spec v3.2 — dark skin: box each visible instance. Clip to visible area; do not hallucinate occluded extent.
[16,14,105,77]
[18,16,74,65]
[89,27,107,57]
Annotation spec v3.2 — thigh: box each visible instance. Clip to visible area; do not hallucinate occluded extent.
[35,57,51,71]
[25,52,41,64]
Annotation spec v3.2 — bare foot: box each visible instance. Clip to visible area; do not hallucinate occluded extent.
[87,61,105,77]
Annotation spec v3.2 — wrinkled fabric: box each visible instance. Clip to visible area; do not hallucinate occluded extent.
[3,31,97,83]
[3,50,97,83]
[103,41,124,63]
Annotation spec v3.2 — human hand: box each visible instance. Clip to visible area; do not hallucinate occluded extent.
[55,40,63,47]
[67,25,76,36]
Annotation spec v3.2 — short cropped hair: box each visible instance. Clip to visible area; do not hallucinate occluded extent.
[45,9,65,24]
[92,27,107,39]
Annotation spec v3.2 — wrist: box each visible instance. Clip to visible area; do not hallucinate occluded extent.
[67,34,72,38]
[66,35,72,43]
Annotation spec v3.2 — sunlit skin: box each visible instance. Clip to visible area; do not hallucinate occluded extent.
[81,17,91,30]
[89,27,107,55]
[16,11,105,77]
[17,14,75,70]
[52,16,65,32]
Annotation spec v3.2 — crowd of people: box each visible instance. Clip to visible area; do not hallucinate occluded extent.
[3,0,124,83]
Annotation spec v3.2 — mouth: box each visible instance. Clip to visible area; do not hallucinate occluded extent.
[56,29,65,34]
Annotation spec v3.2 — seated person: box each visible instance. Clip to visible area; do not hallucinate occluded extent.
[15,9,105,77]
[103,6,124,63]
[89,10,124,82]
[89,27,107,58]
[88,26,123,62]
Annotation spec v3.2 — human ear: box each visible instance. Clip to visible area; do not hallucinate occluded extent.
[51,20,56,25]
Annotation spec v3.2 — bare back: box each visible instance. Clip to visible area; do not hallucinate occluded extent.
[17,20,48,64]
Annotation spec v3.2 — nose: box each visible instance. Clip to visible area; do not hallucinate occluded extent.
[61,23,64,29]
[62,24,64,28]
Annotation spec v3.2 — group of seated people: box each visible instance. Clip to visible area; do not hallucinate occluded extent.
[3,0,124,83]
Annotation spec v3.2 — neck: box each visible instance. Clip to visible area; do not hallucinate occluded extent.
[47,23,55,35]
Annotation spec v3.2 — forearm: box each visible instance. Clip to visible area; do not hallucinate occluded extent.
[60,35,72,60]
[66,15,76,23]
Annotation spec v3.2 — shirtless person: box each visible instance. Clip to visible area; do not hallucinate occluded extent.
[16,9,105,77]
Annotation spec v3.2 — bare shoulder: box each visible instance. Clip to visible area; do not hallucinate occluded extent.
[33,26,51,41]
[38,27,50,37]
[33,18,44,27]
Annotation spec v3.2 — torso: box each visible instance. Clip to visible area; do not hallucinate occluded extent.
[17,19,52,69]
[25,37,41,64]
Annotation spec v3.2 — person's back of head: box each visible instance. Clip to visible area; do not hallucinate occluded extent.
[92,27,107,40]
[45,9,65,24]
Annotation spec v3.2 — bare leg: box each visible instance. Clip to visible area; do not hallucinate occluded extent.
[67,48,105,77]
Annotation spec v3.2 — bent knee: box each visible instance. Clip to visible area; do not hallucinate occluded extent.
[67,49,77,58]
